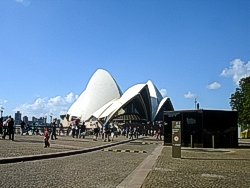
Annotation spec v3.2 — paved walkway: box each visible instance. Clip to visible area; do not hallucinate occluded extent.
[0,134,131,157]
[142,139,250,188]
[0,134,162,188]
[0,134,143,163]
[117,145,163,188]
[1,135,249,188]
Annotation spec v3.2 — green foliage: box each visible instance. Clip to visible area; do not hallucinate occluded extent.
[230,76,250,130]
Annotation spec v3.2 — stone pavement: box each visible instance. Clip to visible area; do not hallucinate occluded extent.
[142,139,250,188]
[0,135,249,188]
[117,144,163,188]
[0,134,131,158]
[0,134,146,164]
[0,134,161,188]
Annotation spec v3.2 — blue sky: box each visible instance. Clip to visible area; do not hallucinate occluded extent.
[0,0,249,119]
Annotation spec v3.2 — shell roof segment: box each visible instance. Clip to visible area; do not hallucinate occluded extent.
[67,69,122,121]
[66,69,174,123]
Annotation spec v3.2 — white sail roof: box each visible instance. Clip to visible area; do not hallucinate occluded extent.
[100,84,147,120]
[66,69,174,124]
[67,69,122,121]
[146,80,163,119]
[92,99,116,119]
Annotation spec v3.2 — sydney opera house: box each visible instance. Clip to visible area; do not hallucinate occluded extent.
[63,69,174,128]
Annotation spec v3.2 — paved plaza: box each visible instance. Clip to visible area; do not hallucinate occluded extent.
[142,143,250,188]
[0,135,249,188]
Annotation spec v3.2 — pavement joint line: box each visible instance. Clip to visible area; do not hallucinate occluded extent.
[116,145,164,188]
[0,139,135,164]
[141,142,159,145]
[103,149,147,153]
[130,141,160,145]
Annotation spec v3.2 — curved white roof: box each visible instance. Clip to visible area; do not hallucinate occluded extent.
[118,84,146,105]
[147,80,163,119]
[102,84,147,120]
[66,69,174,124]
[154,97,170,120]
[67,91,86,117]
[92,99,116,119]
[67,69,122,121]
[147,80,163,101]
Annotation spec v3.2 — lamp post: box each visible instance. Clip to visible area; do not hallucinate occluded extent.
[0,106,4,118]
[194,98,197,110]
[50,113,53,124]
[44,115,47,126]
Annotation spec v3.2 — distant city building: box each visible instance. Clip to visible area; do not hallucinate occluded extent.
[2,116,8,121]
[10,112,50,126]
[31,116,46,126]
[32,116,36,122]
[37,117,45,125]
[23,116,28,124]
[15,111,22,125]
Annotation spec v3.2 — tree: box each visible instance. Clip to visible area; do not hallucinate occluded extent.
[230,76,250,130]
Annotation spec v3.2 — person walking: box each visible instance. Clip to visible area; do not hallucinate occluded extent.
[51,119,57,140]
[44,127,50,148]
[8,118,15,141]
[0,117,3,136]
[104,122,110,142]
[2,119,8,139]
[71,120,76,138]
[110,124,115,141]
[20,120,26,135]
[79,121,86,139]
[129,126,134,139]
[93,122,99,141]
[156,124,163,140]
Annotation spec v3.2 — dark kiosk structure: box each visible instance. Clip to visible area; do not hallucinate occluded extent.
[163,110,238,148]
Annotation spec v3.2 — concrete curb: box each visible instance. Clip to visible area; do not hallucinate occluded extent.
[0,139,133,164]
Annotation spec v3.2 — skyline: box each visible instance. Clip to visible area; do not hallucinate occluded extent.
[0,0,250,119]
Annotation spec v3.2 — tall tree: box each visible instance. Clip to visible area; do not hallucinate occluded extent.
[230,76,250,130]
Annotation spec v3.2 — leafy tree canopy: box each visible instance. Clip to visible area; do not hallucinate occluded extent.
[230,76,250,130]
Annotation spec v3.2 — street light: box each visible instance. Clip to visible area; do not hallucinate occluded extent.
[50,113,53,123]
[0,106,4,118]
[194,98,197,110]
[44,115,47,126]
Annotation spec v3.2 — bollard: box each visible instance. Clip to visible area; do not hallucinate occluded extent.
[212,135,215,148]
[190,135,194,148]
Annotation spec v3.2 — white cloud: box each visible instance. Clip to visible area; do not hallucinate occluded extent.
[15,0,30,6]
[65,92,79,103]
[184,91,196,99]
[48,96,65,107]
[14,92,78,119]
[221,59,250,85]
[0,99,8,106]
[207,82,221,90]
[160,89,167,97]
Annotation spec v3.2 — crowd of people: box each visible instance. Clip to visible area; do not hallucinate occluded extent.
[67,120,164,142]
[0,116,164,148]
[0,116,15,141]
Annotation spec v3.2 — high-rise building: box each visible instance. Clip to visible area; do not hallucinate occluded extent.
[15,111,22,125]
[32,116,37,122]
[23,116,28,124]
